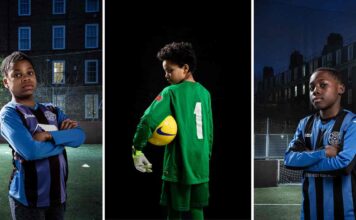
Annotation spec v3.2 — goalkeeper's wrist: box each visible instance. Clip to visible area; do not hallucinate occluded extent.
[132,146,144,157]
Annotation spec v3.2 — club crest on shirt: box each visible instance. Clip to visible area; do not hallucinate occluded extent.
[44,111,57,122]
[155,95,162,101]
[328,131,340,145]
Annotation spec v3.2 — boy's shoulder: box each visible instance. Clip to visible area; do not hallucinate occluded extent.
[164,81,209,92]
[0,102,18,119]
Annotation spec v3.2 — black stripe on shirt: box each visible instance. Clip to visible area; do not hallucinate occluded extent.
[303,177,311,220]
[315,178,324,220]
[23,161,38,207]
[333,176,344,220]
[49,155,61,205]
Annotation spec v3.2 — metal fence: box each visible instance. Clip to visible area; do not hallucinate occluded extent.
[254,118,297,159]
[254,134,294,159]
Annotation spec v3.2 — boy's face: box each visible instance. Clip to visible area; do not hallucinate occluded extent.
[162,60,189,84]
[309,70,344,111]
[3,60,37,100]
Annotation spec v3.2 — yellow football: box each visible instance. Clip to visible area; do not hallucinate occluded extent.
[148,115,177,146]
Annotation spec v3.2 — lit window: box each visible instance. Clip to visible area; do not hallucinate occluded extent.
[52,61,65,84]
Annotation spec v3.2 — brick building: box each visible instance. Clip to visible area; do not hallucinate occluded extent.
[0,0,102,143]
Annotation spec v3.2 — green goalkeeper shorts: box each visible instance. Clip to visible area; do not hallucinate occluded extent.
[160,181,209,211]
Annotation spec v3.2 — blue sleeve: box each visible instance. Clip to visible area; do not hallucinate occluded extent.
[0,107,64,161]
[306,119,356,173]
[49,107,86,147]
[284,118,326,169]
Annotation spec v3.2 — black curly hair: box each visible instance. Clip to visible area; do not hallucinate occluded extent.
[1,51,34,77]
[156,42,197,73]
[313,67,344,85]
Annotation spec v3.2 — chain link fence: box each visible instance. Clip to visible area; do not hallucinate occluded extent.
[254,118,303,184]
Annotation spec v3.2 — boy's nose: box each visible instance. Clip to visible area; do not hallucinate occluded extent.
[312,86,320,95]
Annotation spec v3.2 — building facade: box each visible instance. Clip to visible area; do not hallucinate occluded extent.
[256,35,356,119]
[0,0,102,143]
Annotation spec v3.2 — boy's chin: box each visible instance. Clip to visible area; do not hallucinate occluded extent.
[16,94,33,100]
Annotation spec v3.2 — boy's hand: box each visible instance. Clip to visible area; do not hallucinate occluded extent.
[132,146,152,173]
[33,131,52,142]
[325,145,340,157]
[60,119,78,130]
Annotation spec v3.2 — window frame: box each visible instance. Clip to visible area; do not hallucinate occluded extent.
[18,27,31,51]
[52,60,66,84]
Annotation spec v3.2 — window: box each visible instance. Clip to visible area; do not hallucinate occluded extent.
[52,61,65,84]
[348,89,352,105]
[303,84,306,95]
[294,85,298,97]
[85,60,98,83]
[18,0,31,16]
[86,0,99,12]
[53,94,66,113]
[302,65,306,77]
[348,45,353,61]
[336,49,341,65]
[85,94,99,119]
[18,27,31,51]
[53,0,66,14]
[85,24,99,48]
[52,26,65,49]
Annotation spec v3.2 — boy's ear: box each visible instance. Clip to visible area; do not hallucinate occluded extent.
[183,64,189,73]
[338,84,345,95]
[3,77,8,89]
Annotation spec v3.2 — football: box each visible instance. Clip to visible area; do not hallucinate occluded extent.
[148,115,177,146]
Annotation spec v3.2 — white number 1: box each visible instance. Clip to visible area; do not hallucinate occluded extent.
[194,102,203,139]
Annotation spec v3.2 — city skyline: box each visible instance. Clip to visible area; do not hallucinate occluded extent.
[254,0,356,81]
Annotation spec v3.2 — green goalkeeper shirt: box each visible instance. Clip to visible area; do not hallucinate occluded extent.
[133,81,213,184]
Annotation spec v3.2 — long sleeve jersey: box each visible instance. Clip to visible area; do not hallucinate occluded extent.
[133,81,213,184]
[285,109,356,219]
[0,101,86,207]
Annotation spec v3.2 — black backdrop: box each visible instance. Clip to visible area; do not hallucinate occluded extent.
[105,2,251,219]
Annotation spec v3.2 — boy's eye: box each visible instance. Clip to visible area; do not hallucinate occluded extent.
[14,73,22,78]
[28,71,33,75]
[320,83,327,88]
[309,85,315,91]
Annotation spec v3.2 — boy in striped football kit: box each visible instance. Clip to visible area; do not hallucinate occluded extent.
[285,67,356,219]
[0,51,85,220]
[132,42,213,220]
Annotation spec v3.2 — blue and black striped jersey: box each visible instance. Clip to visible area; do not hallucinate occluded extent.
[285,109,356,219]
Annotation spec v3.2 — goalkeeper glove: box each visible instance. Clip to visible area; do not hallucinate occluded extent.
[132,146,152,173]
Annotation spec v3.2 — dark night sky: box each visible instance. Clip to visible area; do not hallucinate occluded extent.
[254,0,356,82]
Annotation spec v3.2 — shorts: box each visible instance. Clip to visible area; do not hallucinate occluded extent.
[9,196,66,220]
[160,181,209,211]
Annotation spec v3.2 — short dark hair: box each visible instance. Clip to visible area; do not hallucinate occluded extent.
[0,51,34,77]
[313,67,344,84]
[157,42,197,73]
